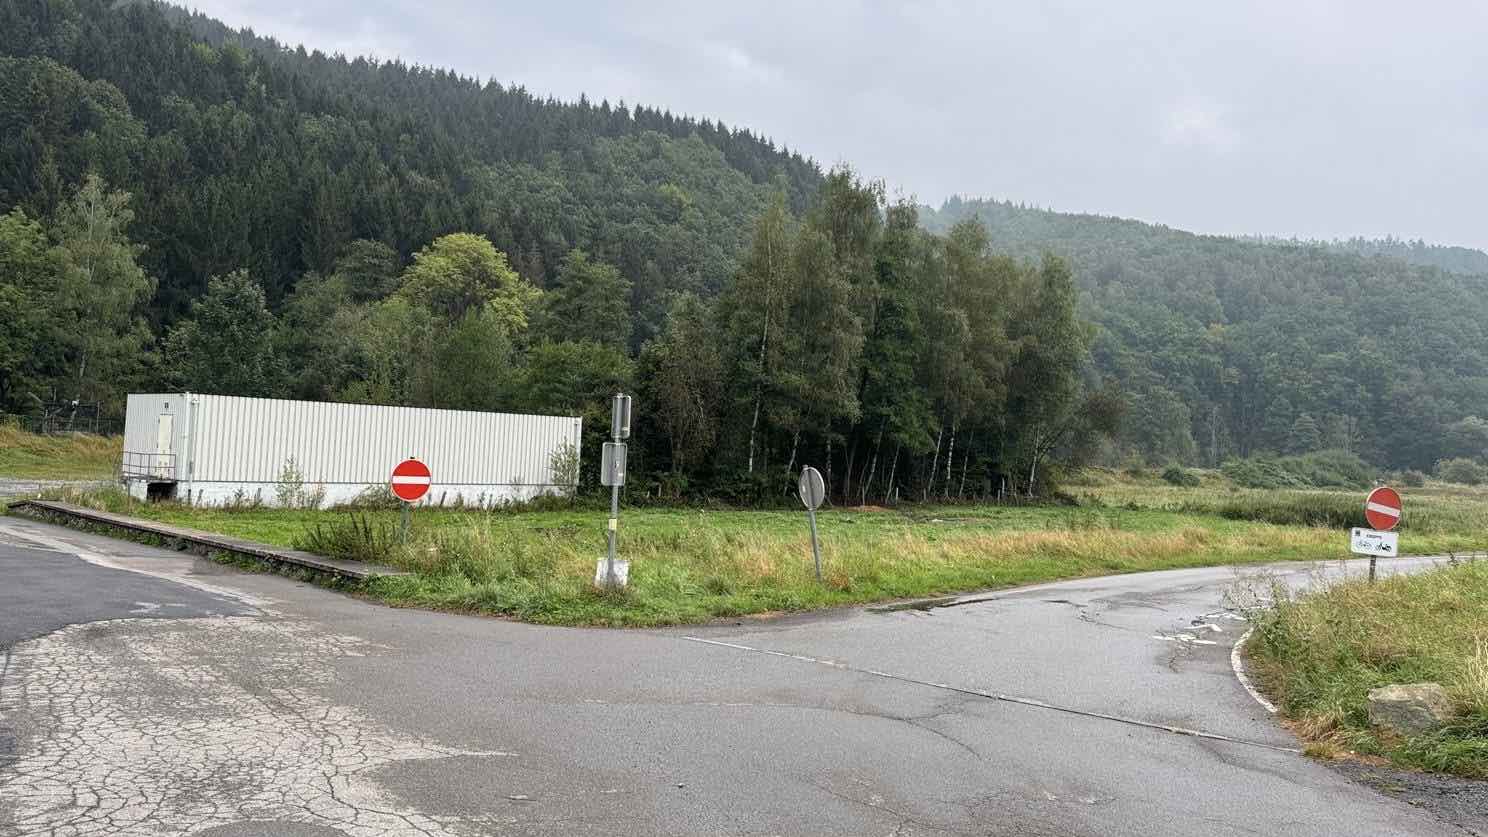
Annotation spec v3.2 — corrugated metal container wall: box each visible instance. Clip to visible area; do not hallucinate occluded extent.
[122,393,187,466]
[121,393,200,496]
[188,395,581,488]
[123,394,168,456]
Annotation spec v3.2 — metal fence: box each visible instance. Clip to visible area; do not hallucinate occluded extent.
[1,402,123,436]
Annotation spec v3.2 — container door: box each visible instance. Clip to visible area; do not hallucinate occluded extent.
[155,414,174,478]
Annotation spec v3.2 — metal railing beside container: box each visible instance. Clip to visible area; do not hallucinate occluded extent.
[121,451,177,481]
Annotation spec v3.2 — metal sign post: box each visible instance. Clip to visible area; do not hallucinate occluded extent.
[1353,486,1402,583]
[390,458,431,544]
[597,394,632,589]
[798,466,826,582]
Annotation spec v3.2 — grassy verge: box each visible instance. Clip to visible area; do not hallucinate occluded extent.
[1242,562,1488,778]
[1072,479,1488,536]
[27,482,1488,627]
[0,426,121,480]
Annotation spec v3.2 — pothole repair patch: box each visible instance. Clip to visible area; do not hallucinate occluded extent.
[0,617,514,837]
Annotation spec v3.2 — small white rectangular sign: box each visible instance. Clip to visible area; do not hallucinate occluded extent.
[1351,528,1399,557]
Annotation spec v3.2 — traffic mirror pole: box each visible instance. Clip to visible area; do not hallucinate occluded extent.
[606,473,620,585]
[808,504,822,583]
[599,393,631,589]
[798,466,826,583]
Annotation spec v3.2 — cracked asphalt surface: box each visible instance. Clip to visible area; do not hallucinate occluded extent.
[0,514,1481,836]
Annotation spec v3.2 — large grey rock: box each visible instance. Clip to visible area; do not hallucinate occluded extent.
[1367,682,1455,736]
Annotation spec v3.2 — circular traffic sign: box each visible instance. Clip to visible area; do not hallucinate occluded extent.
[391,458,432,503]
[1364,486,1402,531]
[798,466,826,511]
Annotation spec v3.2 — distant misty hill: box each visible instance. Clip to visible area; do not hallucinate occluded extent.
[1268,236,1488,277]
[921,197,1488,470]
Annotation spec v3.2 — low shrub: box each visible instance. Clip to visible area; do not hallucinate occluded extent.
[1398,469,1428,488]
[1161,466,1201,487]
[1221,450,1374,490]
[1436,458,1488,486]
[1221,458,1310,489]
[1285,450,1377,488]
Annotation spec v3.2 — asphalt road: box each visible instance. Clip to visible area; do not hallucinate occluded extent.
[0,514,1480,837]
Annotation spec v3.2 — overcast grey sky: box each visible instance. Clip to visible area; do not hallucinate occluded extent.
[191,0,1488,248]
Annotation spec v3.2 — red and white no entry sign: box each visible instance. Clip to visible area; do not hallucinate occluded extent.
[1364,486,1402,531]
[391,458,432,503]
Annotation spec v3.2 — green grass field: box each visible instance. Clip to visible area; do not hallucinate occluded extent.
[1070,466,1488,534]
[0,426,121,480]
[1244,561,1488,779]
[29,476,1488,627]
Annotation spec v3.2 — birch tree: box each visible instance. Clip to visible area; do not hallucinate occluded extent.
[777,224,864,476]
[721,196,794,473]
[859,203,935,502]
[51,175,154,409]
[1005,255,1086,494]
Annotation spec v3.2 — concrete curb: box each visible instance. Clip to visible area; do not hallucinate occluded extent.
[5,499,407,582]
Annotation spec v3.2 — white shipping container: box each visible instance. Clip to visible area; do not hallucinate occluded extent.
[121,394,582,507]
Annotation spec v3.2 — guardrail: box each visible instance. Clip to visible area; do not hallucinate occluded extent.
[121,451,177,480]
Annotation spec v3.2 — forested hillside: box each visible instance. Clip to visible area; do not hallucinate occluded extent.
[922,198,1488,470]
[1322,237,1488,276]
[1250,236,1488,276]
[4,0,1484,496]
[0,0,819,332]
[1,0,1117,502]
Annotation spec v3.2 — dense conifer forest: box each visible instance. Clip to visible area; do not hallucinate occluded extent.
[3,0,1485,500]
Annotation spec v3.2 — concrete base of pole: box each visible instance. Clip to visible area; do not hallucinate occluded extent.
[594,558,630,588]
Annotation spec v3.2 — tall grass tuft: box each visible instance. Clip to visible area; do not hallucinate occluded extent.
[1209,493,1364,528]
[1245,562,1488,778]
[294,513,399,564]
[1462,635,1488,717]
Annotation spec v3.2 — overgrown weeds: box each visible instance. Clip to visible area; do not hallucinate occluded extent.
[1209,493,1364,528]
[294,513,400,564]
[1244,562,1488,778]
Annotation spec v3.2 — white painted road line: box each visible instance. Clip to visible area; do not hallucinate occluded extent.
[1231,627,1278,714]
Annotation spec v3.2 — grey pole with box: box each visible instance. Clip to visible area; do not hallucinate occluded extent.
[597,393,631,589]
